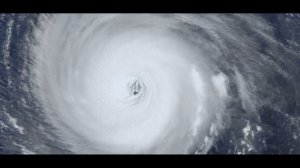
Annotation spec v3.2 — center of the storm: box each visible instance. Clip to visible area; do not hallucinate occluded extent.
[128,79,143,96]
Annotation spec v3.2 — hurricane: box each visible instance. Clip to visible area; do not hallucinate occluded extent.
[1,14,300,154]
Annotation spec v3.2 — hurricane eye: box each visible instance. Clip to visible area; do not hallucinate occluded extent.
[128,80,142,96]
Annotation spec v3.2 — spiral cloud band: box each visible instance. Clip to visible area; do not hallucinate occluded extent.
[24,14,300,154]
[30,14,230,154]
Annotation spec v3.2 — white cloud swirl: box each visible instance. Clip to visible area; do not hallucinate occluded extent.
[30,14,232,154]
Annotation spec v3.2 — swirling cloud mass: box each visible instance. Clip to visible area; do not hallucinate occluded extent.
[1,14,300,154]
[31,14,229,154]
